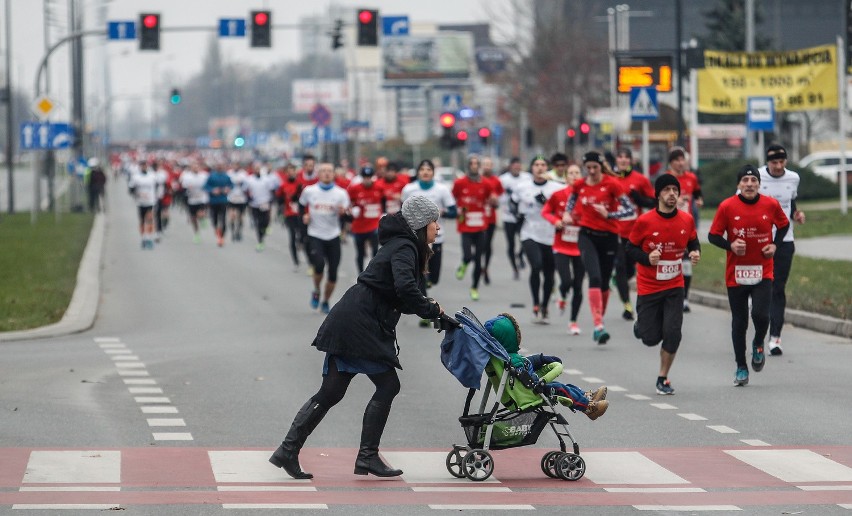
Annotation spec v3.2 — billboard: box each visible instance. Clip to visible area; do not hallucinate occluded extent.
[382,33,473,85]
[292,79,348,113]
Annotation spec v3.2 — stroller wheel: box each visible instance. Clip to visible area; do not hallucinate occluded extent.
[554,453,585,481]
[462,449,494,481]
[540,451,561,478]
[446,448,466,478]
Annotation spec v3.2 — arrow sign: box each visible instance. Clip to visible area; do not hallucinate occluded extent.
[107,21,136,40]
[20,121,74,150]
[219,18,246,37]
[382,15,409,36]
[49,123,74,149]
[630,86,659,121]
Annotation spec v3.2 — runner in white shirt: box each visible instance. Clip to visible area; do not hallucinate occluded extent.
[128,162,159,250]
[499,157,532,279]
[245,168,281,251]
[402,159,457,287]
[512,156,564,323]
[179,164,209,244]
[300,163,351,313]
[227,167,250,242]
[758,144,806,356]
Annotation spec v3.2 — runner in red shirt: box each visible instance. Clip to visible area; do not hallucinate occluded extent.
[666,147,704,313]
[297,154,319,187]
[542,163,585,335]
[276,163,307,270]
[347,166,384,272]
[627,174,700,396]
[375,162,410,215]
[480,157,503,285]
[564,151,635,344]
[452,155,495,301]
[613,148,656,321]
[708,165,789,387]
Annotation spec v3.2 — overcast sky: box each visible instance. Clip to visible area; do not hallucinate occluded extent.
[7,0,494,119]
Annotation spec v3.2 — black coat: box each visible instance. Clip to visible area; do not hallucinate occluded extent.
[312,212,440,369]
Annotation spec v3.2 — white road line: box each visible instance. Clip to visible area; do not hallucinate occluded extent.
[111,355,140,361]
[740,439,770,447]
[115,362,146,368]
[606,487,706,493]
[118,370,149,377]
[18,487,121,492]
[98,344,125,349]
[217,486,317,492]
[147,418,186,427]
[209,451,311,484]
[413,487,512,492]
[104,349,132,354]
[726,449,852,482]
[582,376,605,383]
[839,503,852,509]
[429,505,534,511]
[123,379,156,385]
[222,504,327,510]
[152,432,193,441]
[128,387,163,394]
[607,385,627,392]
[707,425,739,434]
[134,396,171,404]
[581,452,689,485]
[383,451,500,484]
[798,485,852,491]
[140,406,178,414]
[678,413,708,421]
[565,369,583,375]
[634,506,740,511]
[13,504,122,510]
[23,451,121,484]
[650,403,678,410]
[94,337,121,343]
[626,394,651,400]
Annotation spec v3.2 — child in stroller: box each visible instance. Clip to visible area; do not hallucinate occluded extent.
[485,313,609,420]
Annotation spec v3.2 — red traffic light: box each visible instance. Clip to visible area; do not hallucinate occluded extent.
[456,130,468,141]
[478,127,491,138]
[143,14,158,28]
[358,10,374,24]
[579,122,591,134]
[566,128,577,138]
[439,113,456,128]
[254,11,269,26]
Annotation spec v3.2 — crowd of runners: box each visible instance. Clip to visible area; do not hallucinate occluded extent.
[115,142,801,393]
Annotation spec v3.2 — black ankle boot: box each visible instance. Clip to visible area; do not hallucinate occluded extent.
[269,399,328,479]
[353,400,402,477]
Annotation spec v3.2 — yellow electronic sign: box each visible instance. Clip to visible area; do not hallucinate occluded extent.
[616,54,673,93]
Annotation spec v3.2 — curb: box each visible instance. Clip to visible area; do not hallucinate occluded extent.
[690,289,852,340]
[0,213,105,343]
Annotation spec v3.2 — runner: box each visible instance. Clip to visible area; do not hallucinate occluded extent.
[480,157,503,285]
[227,164,249,242]
[375,161,410,215]
[627,174,700,395]
[245,167,280,252]
[347,166,383,273]
[179,162,209,244]
[452,155,496,301]
[665,147,703,312]
[205,164,233,247]
[276,163,307,270]
[498,157,531,280]
[708,165,790,386]
[127,161,159,250]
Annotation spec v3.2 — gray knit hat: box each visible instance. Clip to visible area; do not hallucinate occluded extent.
[401,195,440,232]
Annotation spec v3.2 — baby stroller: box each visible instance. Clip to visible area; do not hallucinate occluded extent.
[436,308,585,482]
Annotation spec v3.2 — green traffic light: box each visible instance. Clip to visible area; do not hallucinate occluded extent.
[234,136,246,148]
[170,88,181,105]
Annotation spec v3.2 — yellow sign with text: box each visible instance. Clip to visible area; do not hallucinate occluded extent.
[697,45,837,114]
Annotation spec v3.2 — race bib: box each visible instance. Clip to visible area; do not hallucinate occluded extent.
[364,203,381,218]
[259,202,271,212]
[561,225,580,243]
[137,191,153,204]
[465,211,485,227]
[734,265,763,285]
[386,200,401,214]
[289,202,299,213]
[655,260,681,281]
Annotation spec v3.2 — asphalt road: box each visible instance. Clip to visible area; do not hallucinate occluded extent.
[1,180,851,515]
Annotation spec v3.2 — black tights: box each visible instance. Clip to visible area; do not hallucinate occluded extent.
[727,280,772,368]
[555,253,585,321]
[311,357,400,409]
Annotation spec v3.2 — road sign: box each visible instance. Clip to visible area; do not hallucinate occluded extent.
[31,96,57,120]
[630,86,659,121]
[309,103,331,127]
[219,18,246,37]
[747,96,775,131]
[382,16,409,36]
[442,94,461,113]
[107,21,136,40]
[20,122,74,150]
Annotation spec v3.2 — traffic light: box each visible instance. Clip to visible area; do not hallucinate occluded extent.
[251,10,271,48]
[439,112,455,149]
[478,127,491,146]
[234,135,246,148]
[330,19,343,50]
[356,9,378,46]
[455,130,469,146]
[566,128,577,140]
[169,88,181,105]
[139,13,160,51]
[579,116,591,144]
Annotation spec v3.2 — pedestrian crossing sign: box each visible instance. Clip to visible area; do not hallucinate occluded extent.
[630,87,659,121]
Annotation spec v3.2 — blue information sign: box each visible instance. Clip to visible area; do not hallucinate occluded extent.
[219,19,247,37]
[107,21,136,40]
[382,16,409,36]
[20,122,74,150]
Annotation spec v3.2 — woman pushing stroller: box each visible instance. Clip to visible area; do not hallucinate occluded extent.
[269,196,444,479]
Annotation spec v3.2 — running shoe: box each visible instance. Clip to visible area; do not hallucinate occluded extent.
[310,291,320,310]
[593,326,610,345]
[217,236,225,247]
[751,343,765,372]
[193,234,201,244]
[469,288,479,301]
[557,298,566,314]
[569,322,581,335]
[768,336,783,356]
[540,308,550,325]
[622,302,634,320]
[656,378,675,395]
[512,270,520,281]
[682,300,691,313]
[532,305,542,324]
[455,263,468,280]
[256,242,265,252]
[482,269,490,285]
[320,301,330,314]
[734,367,749,386]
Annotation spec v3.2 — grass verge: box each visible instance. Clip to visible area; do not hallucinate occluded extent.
[0,212,94,331]
[690,245,851,320]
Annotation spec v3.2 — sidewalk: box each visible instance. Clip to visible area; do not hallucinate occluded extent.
[0,211,849,342]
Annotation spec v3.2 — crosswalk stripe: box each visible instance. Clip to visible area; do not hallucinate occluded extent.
[726,449,852,483]
[22,451,121,484]
[429,505,534,511]
[383,451,501,484]
[581,452,689,485]
[222,504,327,509]
[209,451,308,484]
[13,504,122,510]
[634,506,741,511]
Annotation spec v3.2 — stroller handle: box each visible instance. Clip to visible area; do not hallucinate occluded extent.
[433,313,461,332]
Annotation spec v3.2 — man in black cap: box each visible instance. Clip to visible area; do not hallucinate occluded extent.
[758,144,806,356]
[626,174,700,395]
[708,165,790,387]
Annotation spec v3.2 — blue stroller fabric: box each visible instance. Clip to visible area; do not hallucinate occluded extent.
[440,311,511,389]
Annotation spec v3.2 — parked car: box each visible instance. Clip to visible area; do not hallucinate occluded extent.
[798,151,852,183]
